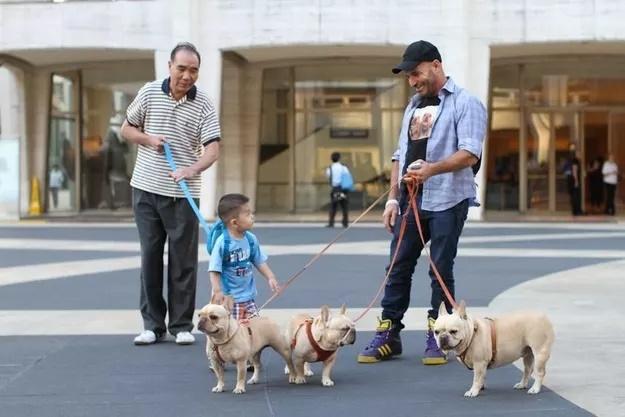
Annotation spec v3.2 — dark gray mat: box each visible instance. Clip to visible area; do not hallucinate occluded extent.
[0,333,592,417]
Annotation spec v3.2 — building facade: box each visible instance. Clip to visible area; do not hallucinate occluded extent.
[0,0,623,220]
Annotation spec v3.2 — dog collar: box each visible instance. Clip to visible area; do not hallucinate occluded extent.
[457,318,497,370]
[211,320,253,364]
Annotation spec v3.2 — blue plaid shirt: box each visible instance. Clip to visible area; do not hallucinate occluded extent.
[392,77,487,211]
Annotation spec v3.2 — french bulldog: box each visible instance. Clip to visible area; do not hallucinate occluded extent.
[284,305,356,386]
[197,300,296,394]
[433,301,554,398]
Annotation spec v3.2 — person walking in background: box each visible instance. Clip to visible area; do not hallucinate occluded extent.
[121,42,221,346]
[325,152,351,228]
[565,146,583,216]
[602,154,619,215]
[357,40,486,366]
[48,164,64,209]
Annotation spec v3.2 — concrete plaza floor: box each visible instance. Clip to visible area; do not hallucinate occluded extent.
[1,220,624,416]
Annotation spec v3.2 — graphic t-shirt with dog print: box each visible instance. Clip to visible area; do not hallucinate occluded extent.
[208,232,268,303]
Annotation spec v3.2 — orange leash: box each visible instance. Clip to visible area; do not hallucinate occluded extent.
[351,209,409,323]
[404,178,458,310]
[257,188,391,312]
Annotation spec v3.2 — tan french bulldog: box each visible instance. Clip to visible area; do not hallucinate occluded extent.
[197,300,296,394]
[433,300,554,398]
[284,305,356,386]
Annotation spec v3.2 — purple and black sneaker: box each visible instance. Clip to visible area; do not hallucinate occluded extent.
[357,318,402,363]
[422,317,448,365]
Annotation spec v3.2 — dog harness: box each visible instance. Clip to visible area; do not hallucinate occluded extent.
[457,317,497,370]
[290,318,336,362]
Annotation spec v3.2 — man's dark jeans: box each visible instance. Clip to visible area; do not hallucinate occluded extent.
[381,196,469,332]
[133,188,199,337]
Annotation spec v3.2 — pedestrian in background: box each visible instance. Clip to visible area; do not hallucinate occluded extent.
[48,164,64,209]
[121,42,221,346]
[602,153,619,215]
[565,146,582,216]
[325,152,351,228]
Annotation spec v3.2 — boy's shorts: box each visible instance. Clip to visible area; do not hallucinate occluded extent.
[232,300,259,321]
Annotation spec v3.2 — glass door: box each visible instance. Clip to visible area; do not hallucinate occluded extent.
[47,73,80,213]
[526,109,582,212]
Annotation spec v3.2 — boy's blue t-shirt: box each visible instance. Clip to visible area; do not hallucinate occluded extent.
[208,232,268,303]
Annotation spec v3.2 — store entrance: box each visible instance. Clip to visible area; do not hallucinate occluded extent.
[257,62,408,213]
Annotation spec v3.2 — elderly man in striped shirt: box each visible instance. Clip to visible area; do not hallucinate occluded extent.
[121,42,221,346]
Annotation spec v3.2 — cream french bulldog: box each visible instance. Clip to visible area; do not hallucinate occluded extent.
[197,299,296,394]
[433,300,554,398]
[284,305,356,386]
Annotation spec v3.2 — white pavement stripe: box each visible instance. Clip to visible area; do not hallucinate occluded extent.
[0,239,141,252]
[460,231,625,243]
[0,257,141,286]
[0,307,492,336]
[2,230,625,254]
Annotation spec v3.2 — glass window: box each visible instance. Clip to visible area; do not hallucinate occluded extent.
[522,57,625,107]
[485,110,519,210]
[81,87,140,210]
[48,73,78,212]
[258,67,291,211]
[258,62,407,213]
[490,65,520,109]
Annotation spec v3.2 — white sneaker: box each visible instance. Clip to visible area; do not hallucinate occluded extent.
[175,331,195,345]
[133,330,164,345]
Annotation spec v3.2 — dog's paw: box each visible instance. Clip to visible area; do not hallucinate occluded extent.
[247,376,259,385]
[295,376,307,385]
[288,375,297,384]
[464,388,480,398]
[305,369,314,377]
[211,385,224,393]
[527,385,541,395]
[232,386,246,394]
[321,378,334,387]
[513,382,528,390]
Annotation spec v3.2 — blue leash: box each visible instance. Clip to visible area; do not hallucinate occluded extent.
[163,142,212,237]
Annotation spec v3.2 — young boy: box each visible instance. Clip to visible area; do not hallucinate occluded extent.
[209,193,280,320]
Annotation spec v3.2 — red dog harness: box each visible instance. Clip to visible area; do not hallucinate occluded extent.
[290,318,336,362]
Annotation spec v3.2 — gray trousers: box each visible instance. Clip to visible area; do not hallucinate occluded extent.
[132,188,199,336]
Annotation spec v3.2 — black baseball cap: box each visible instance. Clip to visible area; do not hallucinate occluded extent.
[392,40,442,74]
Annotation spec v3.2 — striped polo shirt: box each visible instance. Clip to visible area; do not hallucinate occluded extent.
[126,78,221,198]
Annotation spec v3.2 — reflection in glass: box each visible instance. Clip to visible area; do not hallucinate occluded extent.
[81,88,138,209]
[48,74,77,212]
[526,112,550,210]
[258,63,406,213]
[48,117,77,212]
[485,110,519,210]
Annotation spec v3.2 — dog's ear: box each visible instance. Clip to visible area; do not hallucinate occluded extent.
[456,300,467,320]
[320,305,330,326]
[339,304,347,315]
[438,301,448,317]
